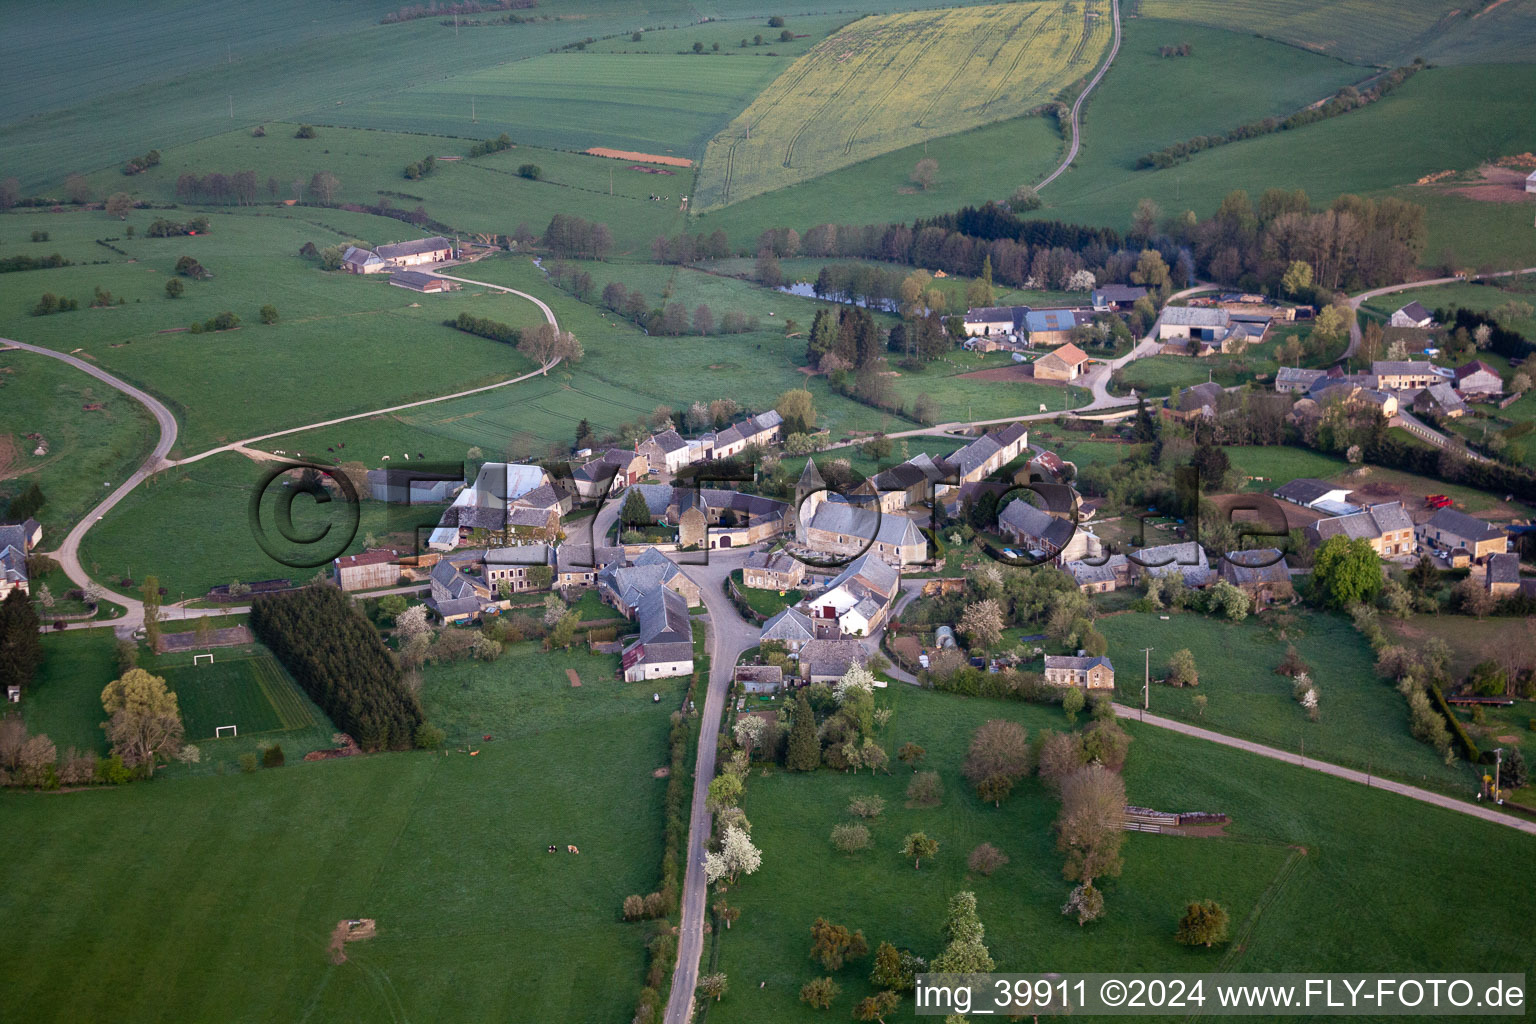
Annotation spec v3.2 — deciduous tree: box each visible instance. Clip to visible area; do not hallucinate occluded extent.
[100,668,184,776]
[963,719,1030,806]
[901,831,938,869]
[1175,900,1230,946]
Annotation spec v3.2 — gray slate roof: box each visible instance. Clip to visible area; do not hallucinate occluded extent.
[808,501,925,548]
[376,236,451,260]
[1161,306,1229,327]
[1423,507,1505,543]
[1221,549,1290,585]
[761,606,816,645]
[800,638,868,679]
[1486,552,1521,586]
[1063,553,1126,586]
[1044,654,1114,672]
[997,499,1074,550]
[1273,478,1336,505]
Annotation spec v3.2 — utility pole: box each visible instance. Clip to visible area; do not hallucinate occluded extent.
[1494,747,1504,803]
[1140,647,1152,712]
[228,95,233,118]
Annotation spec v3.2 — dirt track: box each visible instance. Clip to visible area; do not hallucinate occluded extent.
[584,147,692,168]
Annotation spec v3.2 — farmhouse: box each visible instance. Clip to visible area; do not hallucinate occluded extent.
[1158,305,1230,341]
[1062,552,1131,592]
[997,499,1098,563]
[1416,507,1507,563]
[869,452,952,512]
[734,664,784,695]
[624,483,792,549]
[1042,654,1114,689]
[1091,285,1147,311]
[388,270,454,293]
[1307,501,1415,558]
[341,245,385,274]
[1218,549,1293,604]
[554,544,625,590]
[1163,381,1227,423]
[1033,342,1090,381]
[1412,382,1468,419]
[798,498,928,566]
[427,545,555,623]
[945,422,1029,484]
[570,449,649,498]
[375,236,454,266]
[760,606,817,652]
[598,546,701,614]
[637,429,694,475]
[1131,540,1214,587]
[1388,301,1434,329]
[511,482,573,517]
[1484,552,1522,597]
[711,410,783,458]
[798,638,870,684]
[1453,360,1503,397]
[428,462,548,549]
[962,305,1026,337]
[1024,309,1079,346]
[1273,478,1357,515]
[621,585,694,682]
[0,519,38,599]
[1371,360,1439,391]
[1274,366,1326,393]
[332,548,401,592]
[742,550,805,591]
[803,551,899,638]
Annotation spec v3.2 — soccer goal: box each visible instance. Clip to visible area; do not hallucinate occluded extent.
[193,653,215,666]
[215,725,238,739]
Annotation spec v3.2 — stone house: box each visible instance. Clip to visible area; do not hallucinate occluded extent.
[1042,654,1114,689]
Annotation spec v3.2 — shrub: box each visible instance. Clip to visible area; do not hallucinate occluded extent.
[517,164,542,180]
[414,723,446,749]
[967,842,1009,876]
[261,743,285,768]
[31,230,49,242]
[831,822,872,853]
[164,278,183,299]
[622,894,645,920]
[295,124,317,139]
[259,304,279,325]
[238,752,259,773]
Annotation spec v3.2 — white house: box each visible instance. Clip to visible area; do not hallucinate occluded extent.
[375,236,454,267]
[621,586,694,682]
[1388,301,1433,329]
[803,552,899,638]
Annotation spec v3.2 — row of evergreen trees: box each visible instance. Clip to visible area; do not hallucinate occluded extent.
[249,586,424,751]
[0,589,43,696]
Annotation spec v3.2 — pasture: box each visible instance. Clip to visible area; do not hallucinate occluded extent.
[1133,0,1534,66]
[0,642,688,1024]
[0,208,544,454]
[1097,609,1471,792]
[705,684,1534,1022]
[0,347,158,537]
[694,1,1111,210]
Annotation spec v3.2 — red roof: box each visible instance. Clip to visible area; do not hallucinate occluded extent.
[335,548,398,568]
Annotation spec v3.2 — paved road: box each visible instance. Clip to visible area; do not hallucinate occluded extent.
[2,338,180,623]
[1345,267,1536,360]
[1036,0,1121,192]
[5,272,561,631]
[665,550,760,1024]
[1112,703,1536,836]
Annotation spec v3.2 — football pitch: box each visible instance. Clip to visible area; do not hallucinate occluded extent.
[164,654,315,740]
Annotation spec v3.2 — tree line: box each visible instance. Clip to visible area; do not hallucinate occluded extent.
[249,585,425,751]
[541,214,612,259]
[1135,62,1423,170]
[380,0,535,25]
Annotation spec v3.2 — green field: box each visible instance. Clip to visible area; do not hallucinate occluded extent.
[0,641,687,1024]
[0,347,157,537]
[163,653,315,740]
[695,1,1111,209]
[0,208,547,454]
[1098,609,1471,792]
[1134,0,1535,66]
[705,684,1534,1022]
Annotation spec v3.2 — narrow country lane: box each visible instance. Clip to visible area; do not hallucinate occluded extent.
[1035,0,1121,192]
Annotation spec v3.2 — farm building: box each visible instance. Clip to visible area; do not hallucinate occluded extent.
[621,585,694,682]
[710,410,783,458]
[1218,549,1293,604]
[1131,540,1214,587]
[1273,477,1352,511]
[797,498,928,566]
[599,547,701,615]
[570,449,648,498]
[1307,501,1415,558]
[803,551,899,638]
[637,429,694,474]
[734,664,784,695]
[1412,382,1468,418]
[997,499,1097,563]
[332,548,401,591]
[944,422,1029,483]
[1157,306,1230,341]
[1274,366,1326,393]
[742,550,805,591]
[366,468,459,504]
[554,544,625,590]
[376,236,454,266]
[388,270,453,293]
[799,638,870,685]
[1454,360,1503,397]
[1388,302,1434,328]
[1091,285,1147,311]
[1062,552,1131,593]
[1163,382,1227,422]
[1024,309,1079,346]
[1371,360,1440,390]
[962,305,1026,337]
[342,245,385,274]
[428,462,549,550]
[1033,342,1090,381]
[760,606,816,652]
[869,452,952,512]
[623,483,792,549]
[1416,507,1507,563]
[1484,552,1522,597]
[1043,654,1114,689]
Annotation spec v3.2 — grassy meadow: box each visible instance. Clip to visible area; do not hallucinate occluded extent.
[0,641,687,1024]
[695,1,1110,209]
[706,684,1535,1022]
[1133,0,1535,66]
[0,347,158,537]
